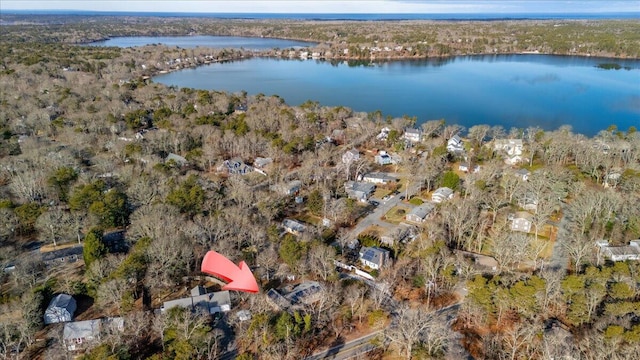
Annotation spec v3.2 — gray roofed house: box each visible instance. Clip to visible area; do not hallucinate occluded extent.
[345,181,376,202]
[282,219,307,235]
[253,157,273,168]
[447,135,464,153]
[514,168,530,181]
[220,159,253,175]
[272,180,302,196]
[285,281,323,305]
[63,319,101,351]
[166,153,188,167]
[432,187,454,203]
[361,172,397,185]
[162,288,231,315]
[596,240,640,262]
[359,246,390,270]
[44,294,76,324]
[342,148,360,164]
[403,128,422,142]
[41,245,84,266]
[406,202,436,223]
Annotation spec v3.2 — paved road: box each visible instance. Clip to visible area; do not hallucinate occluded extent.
[304,331,382,360]
[344,181,423,241]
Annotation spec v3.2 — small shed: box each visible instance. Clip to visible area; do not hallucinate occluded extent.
[44,294,76,324]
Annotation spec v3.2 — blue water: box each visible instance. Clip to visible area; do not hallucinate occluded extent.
[154,55,640,136]
[87,36,315,49]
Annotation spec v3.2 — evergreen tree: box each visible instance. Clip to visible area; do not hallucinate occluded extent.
[83,227,107,268]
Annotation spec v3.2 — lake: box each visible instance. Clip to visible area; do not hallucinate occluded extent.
[155,55,640,136]
[88,35,315,50]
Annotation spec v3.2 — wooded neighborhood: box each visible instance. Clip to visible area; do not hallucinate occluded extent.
[0,14,639,360]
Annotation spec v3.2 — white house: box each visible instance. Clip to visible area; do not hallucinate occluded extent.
[406,202,436,223]
[511,211,533,233]
[375,151,392,165]
[44,294,76,324]
[458,162,480,173]
[342,149,360,164]
[432,187,454,203]
[361,172,397,184]
[403,128,422,143]
[505,155,525,165]
[376,127,390,141]
[447,135,464,153]
[359,247,391,270]
[494,139,524,156]
[596,240,640,261]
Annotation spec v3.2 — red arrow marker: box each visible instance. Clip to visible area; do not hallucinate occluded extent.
[201,250,259,293]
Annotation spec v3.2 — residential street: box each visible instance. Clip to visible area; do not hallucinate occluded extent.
[304,331,382,360]
[344,180,423,241]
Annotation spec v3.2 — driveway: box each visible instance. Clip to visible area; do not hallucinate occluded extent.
[344,181,423,241]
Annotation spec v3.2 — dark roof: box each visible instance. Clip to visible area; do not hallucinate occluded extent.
[41,246,83,262]
[360,247,389,264]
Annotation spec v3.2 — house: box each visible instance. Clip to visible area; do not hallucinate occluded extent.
[282,219,307,235]
[403,128,422,143]
[380,224,419,246]
[41,245,84,266]
[432,187,454,203]
[596,240,640,261]
[44,294,76,324]
[603,172,621,188]
[284,281,323,305]
[406,202,436,223]
[375,151,392,165]
[361,172,397,185]
[166,153,188,167]
[511,211,533,233]
[342,149,360,164]
[518,193,538,211]
[458,163,480,173]
[63,319,101,351]
[505,155,524,165]
[359,247,390,270]
[272,180,302,196]
[162,287,231,315]
[376,127,390,141]
[493,139,524,156]
[237,310,252,322]
[220,159,253,175]
[344,181,376,202]
[253,157,273,169]
[514,168,530,181]
[447,135,464,153]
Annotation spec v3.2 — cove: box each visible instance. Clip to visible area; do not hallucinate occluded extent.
[155,55,639,136]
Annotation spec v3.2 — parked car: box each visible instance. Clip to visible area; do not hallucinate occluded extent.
[369,200,380,206]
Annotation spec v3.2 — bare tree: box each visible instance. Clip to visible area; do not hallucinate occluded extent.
[385,304,450,360]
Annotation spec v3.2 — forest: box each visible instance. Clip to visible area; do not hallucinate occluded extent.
[0,15,639,360]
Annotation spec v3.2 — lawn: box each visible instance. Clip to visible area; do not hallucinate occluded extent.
[383,205,412,224]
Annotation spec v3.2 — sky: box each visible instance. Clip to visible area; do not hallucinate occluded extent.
[1,0,638,14]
